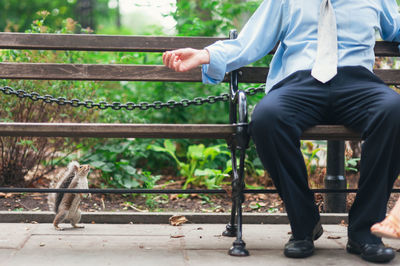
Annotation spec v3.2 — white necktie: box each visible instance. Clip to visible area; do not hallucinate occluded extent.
[311,0,338,83]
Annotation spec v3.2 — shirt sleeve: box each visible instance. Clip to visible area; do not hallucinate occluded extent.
[202,0,287,84]
[379,0,400,43]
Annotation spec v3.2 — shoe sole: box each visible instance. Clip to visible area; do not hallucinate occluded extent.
[347,245,395,263]
[284,249,314,259]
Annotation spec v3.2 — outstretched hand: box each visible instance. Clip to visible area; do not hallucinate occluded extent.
[162,48,210,72]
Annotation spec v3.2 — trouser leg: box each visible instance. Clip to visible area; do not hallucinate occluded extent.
[250,72,329,240]
[331,67,400,244]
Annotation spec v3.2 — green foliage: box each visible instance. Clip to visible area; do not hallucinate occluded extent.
[345,157,360,172]
[0,2,271,188]
[301,141,323,176]
[0,16,100,186]
[149,140,231,189]
[0,0,117,32]
[80,139,160,189]
[173,0,262,37]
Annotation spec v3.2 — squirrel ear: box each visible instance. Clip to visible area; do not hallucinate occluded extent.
[73,164,79,171]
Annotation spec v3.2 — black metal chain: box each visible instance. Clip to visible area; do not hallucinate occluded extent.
[0,85,265,111]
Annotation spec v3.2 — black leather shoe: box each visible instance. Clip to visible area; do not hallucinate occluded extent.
[284,236,314,258]
[346,238,395,263]
[284,220,323,258]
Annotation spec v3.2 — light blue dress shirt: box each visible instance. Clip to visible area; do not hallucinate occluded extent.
[202,0,400,93]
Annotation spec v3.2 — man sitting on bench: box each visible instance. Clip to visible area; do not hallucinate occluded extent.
[163,0,400,263]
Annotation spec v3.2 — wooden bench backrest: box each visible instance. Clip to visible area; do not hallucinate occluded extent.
[0,33,399,85]
[0,33,399,140]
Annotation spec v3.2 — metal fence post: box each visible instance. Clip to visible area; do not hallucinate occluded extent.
[324,140,347,213]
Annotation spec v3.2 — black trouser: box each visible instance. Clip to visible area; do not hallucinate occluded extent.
[249,66,400,244]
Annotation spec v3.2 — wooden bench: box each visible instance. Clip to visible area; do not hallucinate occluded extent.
[0,31,399,256]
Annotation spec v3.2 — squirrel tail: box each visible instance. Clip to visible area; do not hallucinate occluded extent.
[48,161,80,212]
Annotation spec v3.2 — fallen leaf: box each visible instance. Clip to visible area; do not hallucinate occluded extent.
[0,193,13,198]
[327,236,341,239]
[339,220,348,227]
[170,235,185,239]
[169,215,188,226]
[169,194,179,201]
[257,194,268,200]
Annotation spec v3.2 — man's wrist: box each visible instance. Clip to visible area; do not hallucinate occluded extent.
[200,49,210,65]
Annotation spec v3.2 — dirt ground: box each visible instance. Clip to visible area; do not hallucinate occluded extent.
[1,167,399,215]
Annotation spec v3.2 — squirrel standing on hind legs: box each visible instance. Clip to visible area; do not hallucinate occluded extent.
[48,161,91,230]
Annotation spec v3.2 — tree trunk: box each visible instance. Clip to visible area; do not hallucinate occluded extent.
[194,0,212,21]
[116,0,121,29]
[76,0,95,30]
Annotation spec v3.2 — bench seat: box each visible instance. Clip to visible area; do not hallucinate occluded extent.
[0,122,359,140]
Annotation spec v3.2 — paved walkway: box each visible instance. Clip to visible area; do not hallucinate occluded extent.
[0,223,399,265]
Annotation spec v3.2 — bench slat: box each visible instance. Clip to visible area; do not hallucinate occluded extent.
[0,63,200,82]
[0,123,359,140]
[0,63,399,85]
[0,33,223,52]
[302,125,360,140]
[0,33,398,56]
[0,123,235,139]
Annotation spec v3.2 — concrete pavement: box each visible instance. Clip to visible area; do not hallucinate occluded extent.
[1,222,400,266]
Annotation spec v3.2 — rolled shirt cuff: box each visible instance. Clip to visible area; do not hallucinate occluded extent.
[201,45,227,84]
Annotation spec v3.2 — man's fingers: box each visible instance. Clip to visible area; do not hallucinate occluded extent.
[163,49,196,72]
[168,54,178,69]
[164,52,173,69]
[163,51,175,69]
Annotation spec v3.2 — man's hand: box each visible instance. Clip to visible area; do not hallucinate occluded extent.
[162,48,210,72]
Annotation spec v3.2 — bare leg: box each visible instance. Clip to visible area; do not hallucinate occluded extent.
[53,210,68,231]
[371,197,400,239]
[71,209,84,229]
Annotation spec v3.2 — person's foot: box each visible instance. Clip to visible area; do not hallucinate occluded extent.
[284,220,323,258]
[346,238,395,263]
[284,236,314,258]
[371,214,400,239]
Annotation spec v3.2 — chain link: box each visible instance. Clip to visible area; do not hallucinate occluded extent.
[0,84,265,111]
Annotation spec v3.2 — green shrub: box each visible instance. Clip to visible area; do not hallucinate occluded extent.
[0,14,99,185]
[80,139,161,189]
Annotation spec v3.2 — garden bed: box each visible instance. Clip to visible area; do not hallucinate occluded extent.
[1,167,399,215]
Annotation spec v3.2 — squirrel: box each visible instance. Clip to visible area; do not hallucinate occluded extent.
[48,161,91,230]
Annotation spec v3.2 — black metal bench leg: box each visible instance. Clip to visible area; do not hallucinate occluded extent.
[228,147,249,256]
[222,149,237,237]
[223,203,237,237]
[324,140,347,212]
[228,90,249,256]
[223,141,239,237]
